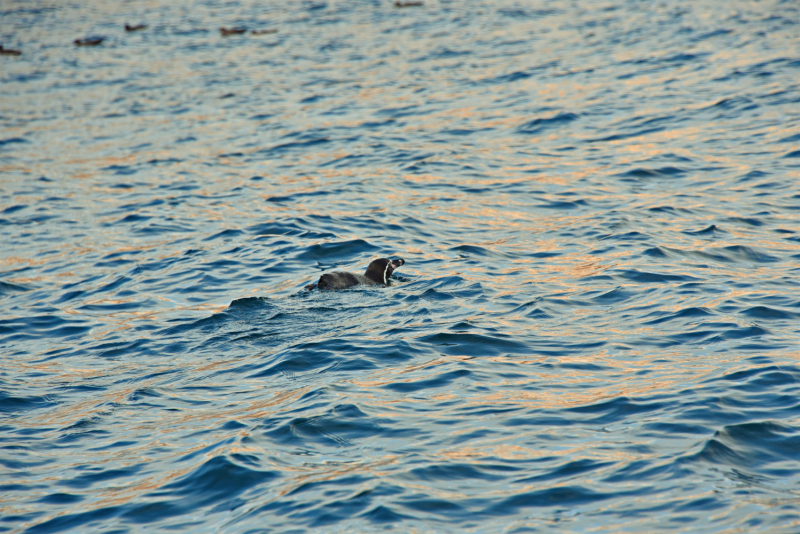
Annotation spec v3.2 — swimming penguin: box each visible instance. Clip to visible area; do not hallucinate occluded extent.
[0,46,22,56]
[74,37,104,46]
[220,27,247,36]
[125,24,148,32]
[306,258,405,290]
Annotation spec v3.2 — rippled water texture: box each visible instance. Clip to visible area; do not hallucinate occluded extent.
[3,0,800,532]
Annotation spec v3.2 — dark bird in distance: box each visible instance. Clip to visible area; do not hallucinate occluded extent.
[251,29,278,35]
[74,37,104,46]
[220,27,248,36]
[125,24,148,32]
[395,1,423,6]
[0,46,22,56]
[306,258,406,291]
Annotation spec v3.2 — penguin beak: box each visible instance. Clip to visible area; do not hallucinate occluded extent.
[390,258,405,270]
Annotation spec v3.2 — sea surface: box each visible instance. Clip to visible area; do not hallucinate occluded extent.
[2,0,800,532]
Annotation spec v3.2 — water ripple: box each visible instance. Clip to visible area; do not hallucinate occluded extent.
[2,0,800,532]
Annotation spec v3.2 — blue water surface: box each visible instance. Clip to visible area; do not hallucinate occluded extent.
[2,0,800,532]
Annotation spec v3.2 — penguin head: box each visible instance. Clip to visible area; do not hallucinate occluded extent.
[364,257,405,285]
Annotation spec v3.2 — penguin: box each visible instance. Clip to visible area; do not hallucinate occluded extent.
[306,258,405,290]
[220,27,248,36]
[251,29,278,35]
[125,24,148,32]
[74,37,104,46]
[0,46,22,56]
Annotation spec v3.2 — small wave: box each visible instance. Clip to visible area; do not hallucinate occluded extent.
[617,269,700,284]
[617,166,686,179]
[708,365,800,389]
[0,391,56,414]
[567,396,666,424]
[517,112,580,134]
[655,245,778,265]
[295,239,379,260]
[267,404,408,447]
[643,307,715,325]
[0,280,31,296]
[59,465,140,489]
[418,332,528,356]
[514,459,614,485]
[740,306,797,320]
[0,137,29,147]
[682,224,725,236]
[257,137,330,157]
[0,314,91,341]
[693,421,800,476]
[401,462,507,482]
[115,455,282,524]
[204,228,245,241]
[383,368,471,393]
[487,485,623,515]
[588,126,664,143]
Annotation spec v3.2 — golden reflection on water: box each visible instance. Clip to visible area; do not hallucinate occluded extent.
[2,0,799,530]
[354,348,716,412]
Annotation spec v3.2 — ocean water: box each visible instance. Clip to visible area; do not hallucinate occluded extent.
[2,0,800,532]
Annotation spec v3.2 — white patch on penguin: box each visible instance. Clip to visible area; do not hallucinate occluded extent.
[383,262,391,285]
